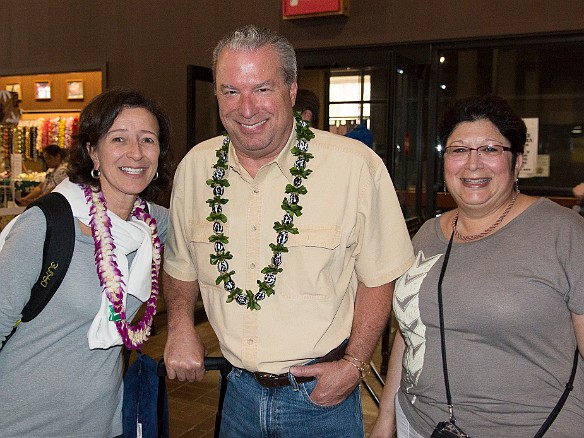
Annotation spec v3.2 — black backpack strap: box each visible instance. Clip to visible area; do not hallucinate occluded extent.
[1,192,75,351]
[21,192,75,321]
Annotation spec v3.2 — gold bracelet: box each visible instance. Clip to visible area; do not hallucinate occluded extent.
[342,356,371,380]
[343,353,367,367]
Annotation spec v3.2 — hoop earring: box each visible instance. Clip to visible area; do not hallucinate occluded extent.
[153,171,159,181]
[91,169,101,179]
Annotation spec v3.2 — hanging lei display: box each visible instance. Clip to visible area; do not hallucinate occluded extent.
[206,112,315,310]
[83,185,162,349]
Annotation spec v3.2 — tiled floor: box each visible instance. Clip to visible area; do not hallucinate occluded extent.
[142,307,388,437]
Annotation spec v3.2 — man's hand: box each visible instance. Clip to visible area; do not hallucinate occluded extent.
[163,322,207,382]
[162,274,205,381]
[289,359,361,406]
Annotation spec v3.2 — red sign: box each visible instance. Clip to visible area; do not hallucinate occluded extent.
[282,0,349,19]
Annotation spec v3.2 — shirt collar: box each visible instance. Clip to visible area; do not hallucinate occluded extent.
[274,124,297,184]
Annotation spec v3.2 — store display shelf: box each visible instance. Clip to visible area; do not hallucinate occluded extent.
[0,206,24,217]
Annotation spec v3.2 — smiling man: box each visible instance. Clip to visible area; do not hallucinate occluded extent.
[162,25,414,437]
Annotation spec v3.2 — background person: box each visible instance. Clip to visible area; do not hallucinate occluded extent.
[572,182,584,216]
[346,122,374,148]
[0,89,20,125]
[162,25,414,437]
[573,182,584,200]
[0,88,172,437]
[18,144,68,206]
[370,95,584,437]
[293,88,320,127]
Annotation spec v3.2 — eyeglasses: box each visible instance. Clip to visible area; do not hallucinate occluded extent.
[443,144,512,161]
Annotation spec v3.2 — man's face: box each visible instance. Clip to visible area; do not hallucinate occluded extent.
[215,46,297,163]
[42,153,61,169]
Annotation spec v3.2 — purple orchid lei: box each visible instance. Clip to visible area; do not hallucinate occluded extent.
[83,185,161,350]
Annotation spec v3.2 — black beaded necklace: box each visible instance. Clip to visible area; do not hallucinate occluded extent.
[206,113,314,310]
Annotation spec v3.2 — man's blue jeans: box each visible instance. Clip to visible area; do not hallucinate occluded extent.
[218,368,364,437]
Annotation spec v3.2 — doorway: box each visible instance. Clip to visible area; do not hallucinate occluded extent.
[186,65,221,150]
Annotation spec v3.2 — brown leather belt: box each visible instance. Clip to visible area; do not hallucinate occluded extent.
[253,372,315,388]
[251,341,347,388]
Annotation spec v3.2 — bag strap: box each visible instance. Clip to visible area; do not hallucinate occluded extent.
[437,230,579,437]
[22,192,75,321]
[436,230,456,420]
[157,364,166,438]
[533,348,579,438]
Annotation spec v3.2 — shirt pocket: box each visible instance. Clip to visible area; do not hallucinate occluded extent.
[280,225,341,300]
[188,219,222,287]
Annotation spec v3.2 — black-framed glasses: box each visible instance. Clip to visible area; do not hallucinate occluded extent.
[443,144,512,161]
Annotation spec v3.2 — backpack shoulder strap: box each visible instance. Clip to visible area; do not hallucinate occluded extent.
[21,192,75,322]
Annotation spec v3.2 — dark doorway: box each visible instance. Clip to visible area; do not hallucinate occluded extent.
[186,65,222,150]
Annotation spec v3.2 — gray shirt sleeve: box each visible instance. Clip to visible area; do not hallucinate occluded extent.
[0,207,45,344]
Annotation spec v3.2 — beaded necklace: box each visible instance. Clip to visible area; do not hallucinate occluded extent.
[206,113,314,310]
[83,185,161,349]
[452,190,518,242]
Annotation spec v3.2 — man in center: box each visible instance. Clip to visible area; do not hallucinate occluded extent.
[163,25,414,436]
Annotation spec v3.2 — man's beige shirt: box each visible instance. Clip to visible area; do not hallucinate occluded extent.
[164,125,414,374]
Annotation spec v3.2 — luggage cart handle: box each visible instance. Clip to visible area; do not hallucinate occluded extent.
[157,356,231,377]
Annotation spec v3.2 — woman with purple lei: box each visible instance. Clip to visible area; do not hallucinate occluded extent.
[0,88,172,437]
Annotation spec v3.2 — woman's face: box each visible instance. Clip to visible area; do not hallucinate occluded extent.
[444,119,522,214]
[89,107,160,212]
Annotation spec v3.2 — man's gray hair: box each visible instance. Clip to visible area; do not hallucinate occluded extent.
[212,25,297,87]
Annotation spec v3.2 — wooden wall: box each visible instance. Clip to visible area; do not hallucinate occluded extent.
[0,71,102,113]
[1,0,582,165]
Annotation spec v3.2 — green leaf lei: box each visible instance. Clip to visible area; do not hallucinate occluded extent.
[206,112,315,310]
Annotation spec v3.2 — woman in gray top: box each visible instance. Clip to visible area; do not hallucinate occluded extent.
[0,88,173,437]
[372,95,584,437]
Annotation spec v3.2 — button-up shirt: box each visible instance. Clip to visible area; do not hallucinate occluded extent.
[164,124,414,374]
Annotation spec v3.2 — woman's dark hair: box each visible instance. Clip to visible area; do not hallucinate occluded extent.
[438,95,527,169]
[43,144,66,159]
[68,87,172,202]
[293,89,320,127]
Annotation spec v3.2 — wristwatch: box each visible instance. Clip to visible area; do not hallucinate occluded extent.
[357,361,371,379]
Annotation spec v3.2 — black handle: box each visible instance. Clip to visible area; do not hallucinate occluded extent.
[157,356,231,377]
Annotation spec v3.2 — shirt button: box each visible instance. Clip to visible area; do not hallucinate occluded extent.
[250,263,256,269]
[251,224,257,231]
[247,338,254,345]
[253,188,260,194]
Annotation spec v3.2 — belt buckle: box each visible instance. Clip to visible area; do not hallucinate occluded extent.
[258,373,279,380]
[254,372,288,388]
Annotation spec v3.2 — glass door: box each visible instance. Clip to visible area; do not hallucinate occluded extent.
[391,54,426,230]
[322,53,427,232]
